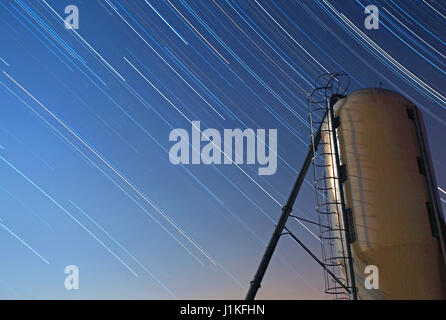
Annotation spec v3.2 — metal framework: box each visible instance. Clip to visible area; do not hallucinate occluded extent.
[308,74,357,299]
[246,73,357,300]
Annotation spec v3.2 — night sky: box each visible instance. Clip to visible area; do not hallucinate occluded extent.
[0,0,445,299]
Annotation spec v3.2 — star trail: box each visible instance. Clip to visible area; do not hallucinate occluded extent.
[0,0,445,299]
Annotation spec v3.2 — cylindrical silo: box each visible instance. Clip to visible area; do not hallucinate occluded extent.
[323,88,446,299]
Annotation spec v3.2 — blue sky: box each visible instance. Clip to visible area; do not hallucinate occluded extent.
[0,0,445,299]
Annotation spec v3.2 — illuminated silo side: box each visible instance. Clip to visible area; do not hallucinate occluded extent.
[322,88,446,299]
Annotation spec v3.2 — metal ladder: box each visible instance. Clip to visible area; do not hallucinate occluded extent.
[308,73,356,299]
[245,73,356,300]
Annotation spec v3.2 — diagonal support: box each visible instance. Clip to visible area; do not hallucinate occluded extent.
[245,112,327,300]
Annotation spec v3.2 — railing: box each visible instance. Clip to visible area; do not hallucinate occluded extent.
[308,73,355,299]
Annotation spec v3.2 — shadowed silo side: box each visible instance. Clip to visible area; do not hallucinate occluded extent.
[329,88,446,299]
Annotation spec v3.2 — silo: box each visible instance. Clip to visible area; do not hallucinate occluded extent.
[324,88,446,299]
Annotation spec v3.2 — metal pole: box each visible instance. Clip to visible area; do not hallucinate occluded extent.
[412,107,446,268]
[245,113,326,300]
[284,226,351,294]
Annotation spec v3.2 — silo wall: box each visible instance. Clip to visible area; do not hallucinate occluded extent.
[329,88,446,299]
